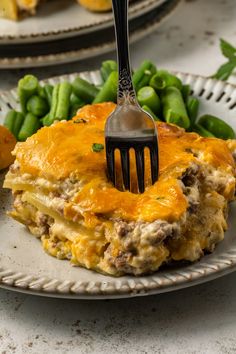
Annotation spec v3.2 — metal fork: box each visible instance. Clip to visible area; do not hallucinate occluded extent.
[105,0,159,193]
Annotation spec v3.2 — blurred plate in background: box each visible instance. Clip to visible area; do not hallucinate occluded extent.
[0,0,181,69]
[0,0,167,44]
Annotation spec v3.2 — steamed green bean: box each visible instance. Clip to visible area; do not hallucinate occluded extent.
[101,60,118,82]
[186,96,199,124]
[132,60,157,92]
[12,112,25,138]
[70,93,85,106]
[142,105,160,121]
[137,87,161,115]
[18,75,39,114]
[181,84,191,102]
[43,84,54,106]
[46,83,60,125]
[4,110,17,135]
[93,71,118,104]
[55,82,72,120]
[4,110,25,138]
[26,95,49,117]
[149,70,182,92]
[198,114,235,139]
[18,113,40,141]
[72,77,99,103]
[193,124,215,138]
[161,86,190,129]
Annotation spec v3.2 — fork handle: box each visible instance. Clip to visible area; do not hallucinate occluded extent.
[112,0,136,105]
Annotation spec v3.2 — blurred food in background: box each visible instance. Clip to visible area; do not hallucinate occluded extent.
[0,0,118,20]
[0,0,40,20]
[78,0,112,12]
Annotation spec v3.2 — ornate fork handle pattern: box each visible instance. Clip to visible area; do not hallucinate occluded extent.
[112,0,137,105]
[118,68,136,104]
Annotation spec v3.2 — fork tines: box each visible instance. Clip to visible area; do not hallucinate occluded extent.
[106,136,159,193]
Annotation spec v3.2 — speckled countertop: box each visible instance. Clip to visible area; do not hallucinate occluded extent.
[1,0,236,353]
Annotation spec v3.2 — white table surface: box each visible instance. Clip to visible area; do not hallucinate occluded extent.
[1,0,236,353]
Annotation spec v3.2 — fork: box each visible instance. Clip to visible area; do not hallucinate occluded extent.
[105,0,159,193]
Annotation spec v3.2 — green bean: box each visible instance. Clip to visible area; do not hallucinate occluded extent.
[93,71,118,104]
[149,74,165,91]
[198,114,235,139]
[182,84,191,102]
[38,85,46,99]
[186,96,199,124]
[55,82,72,120]
[26,95,49,117]
[43,82,72,124]
[137,87,161,115]
[4,110,25,139]
[149,70,182,92]
[132,60,157,92]
[70,93,84,106]
[100,60,118,82]
[18,113,40,141]
[161,86,190,129]
[18,75,39,114]
[72,77,99,103]
[4,110,17,134]
[47,83,60,125]
[12,112,25,138]
[69,103,84,119]
[43,84,54,106]
[142,105,160,121]
[193,124,215,138]
[41,114,49,126]
[69,93,84,118]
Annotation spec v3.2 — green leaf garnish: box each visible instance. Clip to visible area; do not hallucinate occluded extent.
[212,59,236,80]
[156,197,165,200]
[220,38,236,59]
[211,39,236,81]
[92,143,104,152]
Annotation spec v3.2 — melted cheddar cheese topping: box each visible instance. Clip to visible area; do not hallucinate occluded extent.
[13,103,235,223]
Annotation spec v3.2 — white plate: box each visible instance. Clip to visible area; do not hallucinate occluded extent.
[1,70,236,300]
[0,0,166,44]
[0,0,180,69]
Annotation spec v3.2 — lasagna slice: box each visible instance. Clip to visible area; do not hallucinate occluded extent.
[4,102,236,276]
